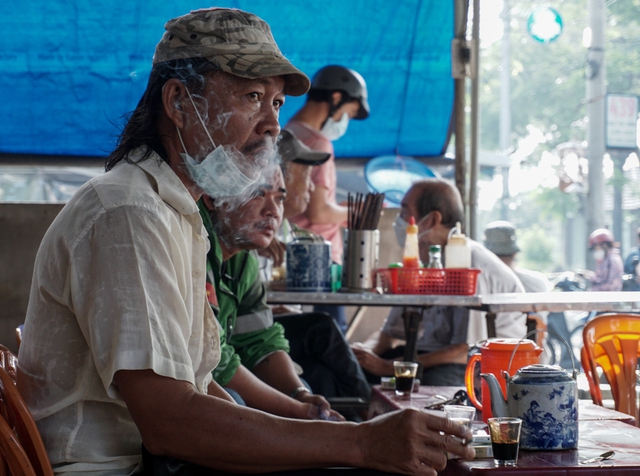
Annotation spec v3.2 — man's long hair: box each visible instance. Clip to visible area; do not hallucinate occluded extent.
[105,58,218,171]
[414,178,465,228]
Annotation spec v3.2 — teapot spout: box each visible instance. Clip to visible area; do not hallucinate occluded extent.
[480,373,508,417]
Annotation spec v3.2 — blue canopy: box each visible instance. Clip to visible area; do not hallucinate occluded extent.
[1,0,454,159]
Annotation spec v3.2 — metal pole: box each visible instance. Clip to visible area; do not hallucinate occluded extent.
[586,0,606,269]
[611,150,626,246]
[454,0,469,227]
[469,0,480,239]
[499,0,511,221]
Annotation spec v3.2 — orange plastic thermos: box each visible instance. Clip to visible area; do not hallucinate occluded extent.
[464,338,542,422]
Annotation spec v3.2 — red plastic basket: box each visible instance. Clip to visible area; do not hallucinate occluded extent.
[375,268,481,295]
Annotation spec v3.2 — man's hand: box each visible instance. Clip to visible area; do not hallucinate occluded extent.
[357,409,475,476]
[350,343,393,376]
[257,239,286,267]
[296,392,345,421]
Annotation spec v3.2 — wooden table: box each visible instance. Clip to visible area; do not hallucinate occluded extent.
[369,385,637,425]
[369,385,640,475]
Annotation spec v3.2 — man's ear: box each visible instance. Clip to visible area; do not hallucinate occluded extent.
[423,210,442,229]
[331,91,343,107]
[201,194,215,211]
[162,78,187,129]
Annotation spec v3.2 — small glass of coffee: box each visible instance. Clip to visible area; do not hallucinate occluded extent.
[393,361,418,398]
[487,417,522,466]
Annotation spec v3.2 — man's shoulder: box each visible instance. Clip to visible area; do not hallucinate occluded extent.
[515,268,550,293]
[469,240,524,292]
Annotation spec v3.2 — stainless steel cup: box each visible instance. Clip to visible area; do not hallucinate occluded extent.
[341,229,379,292]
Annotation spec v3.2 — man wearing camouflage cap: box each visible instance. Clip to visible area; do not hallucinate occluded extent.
[19,8,473,476]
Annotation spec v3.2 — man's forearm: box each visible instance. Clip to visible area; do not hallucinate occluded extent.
[305,185,348,225]
[115,369,363,472]
[225,364,307,419]
[252,350,304,396]
[416,344,469,369]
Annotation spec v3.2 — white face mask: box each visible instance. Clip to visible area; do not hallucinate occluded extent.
[392,213,430,248]
[593,249,605,261]
[177,87,260,199]
[320,112,350,141]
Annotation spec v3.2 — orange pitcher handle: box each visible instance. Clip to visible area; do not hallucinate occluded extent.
[465,353,482,411]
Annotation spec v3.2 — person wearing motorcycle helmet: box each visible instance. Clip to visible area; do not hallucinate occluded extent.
[580,228,624,291]
[285,65,370,332]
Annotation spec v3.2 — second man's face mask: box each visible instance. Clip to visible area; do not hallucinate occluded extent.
[392,213,432,248]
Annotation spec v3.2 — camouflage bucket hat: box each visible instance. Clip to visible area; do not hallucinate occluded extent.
[153,8,310,96]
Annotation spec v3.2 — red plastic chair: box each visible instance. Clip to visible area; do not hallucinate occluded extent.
[0,358,53,476]
[581,313,640,425]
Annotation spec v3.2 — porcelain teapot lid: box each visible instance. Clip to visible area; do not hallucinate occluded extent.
[511,364,574,383]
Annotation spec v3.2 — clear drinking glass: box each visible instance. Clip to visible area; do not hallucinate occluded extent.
[487,417,522,466]
[393,361,418,398]
[444,404,476,444]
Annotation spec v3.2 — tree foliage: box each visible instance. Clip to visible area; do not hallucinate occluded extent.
[479,0,640,156]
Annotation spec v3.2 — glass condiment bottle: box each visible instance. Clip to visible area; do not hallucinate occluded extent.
[402,216,421,268]
[427,245,443,268]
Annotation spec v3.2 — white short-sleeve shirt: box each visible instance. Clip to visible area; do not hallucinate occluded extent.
[18,150,220,475]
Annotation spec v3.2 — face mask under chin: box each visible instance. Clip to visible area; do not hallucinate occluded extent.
[176,87,262,199]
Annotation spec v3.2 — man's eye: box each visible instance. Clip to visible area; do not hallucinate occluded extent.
[274,99,284,109]
[248,92,260,101]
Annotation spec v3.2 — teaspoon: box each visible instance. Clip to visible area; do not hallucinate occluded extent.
[580,450,615,464]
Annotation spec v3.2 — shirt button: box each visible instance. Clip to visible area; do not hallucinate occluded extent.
[191,330,198,337]
[193,270,201,278]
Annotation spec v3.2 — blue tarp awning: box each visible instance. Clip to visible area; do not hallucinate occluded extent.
[1,0,454,159]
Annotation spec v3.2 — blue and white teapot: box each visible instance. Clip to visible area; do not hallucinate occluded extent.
[481,364,578,450]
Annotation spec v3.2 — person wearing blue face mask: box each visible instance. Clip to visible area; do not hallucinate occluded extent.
[351,179,527,387]
[286,65,370,332]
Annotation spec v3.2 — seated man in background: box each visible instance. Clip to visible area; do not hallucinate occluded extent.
[200,131,370,416]
[483,221,551,295]
[19,8,473,475]
[352,179,526,386]
[483,221,551,354]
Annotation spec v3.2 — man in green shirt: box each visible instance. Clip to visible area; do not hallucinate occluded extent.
[199,163,343,420]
